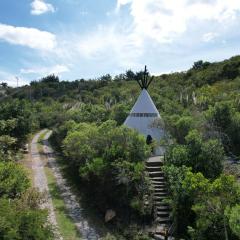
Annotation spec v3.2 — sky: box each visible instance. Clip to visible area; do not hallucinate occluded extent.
[0,0,240,86]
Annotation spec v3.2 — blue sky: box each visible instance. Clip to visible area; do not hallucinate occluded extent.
[0,0,240,86]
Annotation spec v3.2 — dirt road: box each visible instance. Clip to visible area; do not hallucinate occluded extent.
[31,130,100,240]
[31,130,62,239]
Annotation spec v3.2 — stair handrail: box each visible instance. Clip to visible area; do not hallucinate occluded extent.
[168,221,176,236]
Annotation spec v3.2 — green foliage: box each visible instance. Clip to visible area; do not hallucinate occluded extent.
[79,157,107,179]
[226,204,240,237]
[63,123,98,165]
[0,162,30,198]
[110,104,129,125]
[0,99,38,142]
[62,120,151,217]
[188,174,240,240]
[164,165,240,239]
[166,130,224,179]
[174,116,194,143]
[67,103,109,124]
[40,74,59,83]
[192,60,210,70]
[206,101,233,129]
[4,55,240,239]
[166,145,189,166]
[0,197,54,240]
[163,165,194,237]
[0,135,17,161]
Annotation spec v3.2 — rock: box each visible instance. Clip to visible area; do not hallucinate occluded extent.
[105,209,116,222]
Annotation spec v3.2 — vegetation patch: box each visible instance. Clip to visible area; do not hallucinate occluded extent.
[44,166,81,240]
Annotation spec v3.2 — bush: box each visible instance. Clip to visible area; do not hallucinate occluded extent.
[62,120,151,216]
[0,162,30,198]
[166,130,224,179]
[0,192,54,240]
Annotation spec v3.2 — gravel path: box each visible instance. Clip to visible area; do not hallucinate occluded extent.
[42,130,100,240]
[31,130,62,240]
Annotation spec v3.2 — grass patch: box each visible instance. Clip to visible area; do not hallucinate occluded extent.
[51,153,112,237]
[45,166,81,240]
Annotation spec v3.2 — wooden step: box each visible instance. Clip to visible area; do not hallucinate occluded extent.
[146,166,162,172]
[156,211,170,218]
[152,182,166,187]
[150,176,165,181]
[157,205,170,211]
[154,192,167,197]
[151,180,165,185]
[146,157,164,167]
[154,196,167,202]
[147,156,164,162]
[146,162,163,167]
[149,171,164,177]
[154,188,167,193]
[156,217,171,224]
[155,201,169,206]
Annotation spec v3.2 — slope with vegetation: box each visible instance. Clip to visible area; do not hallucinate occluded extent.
[0,98,54,239]
[1,55,240,239]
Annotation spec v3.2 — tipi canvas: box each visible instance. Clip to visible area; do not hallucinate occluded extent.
[124,66,165,155]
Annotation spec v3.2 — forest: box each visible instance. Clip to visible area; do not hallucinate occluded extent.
[0,55,240,240]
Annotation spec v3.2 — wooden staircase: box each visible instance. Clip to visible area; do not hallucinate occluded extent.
[146,156,174,240]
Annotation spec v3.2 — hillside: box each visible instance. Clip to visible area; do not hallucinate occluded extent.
[4,55,240,154]
[1,55,240,239]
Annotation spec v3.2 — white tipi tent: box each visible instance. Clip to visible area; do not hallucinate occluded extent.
[124,66,165,155]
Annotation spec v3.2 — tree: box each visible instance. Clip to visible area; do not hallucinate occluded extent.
[0,99,38,143]
[0,82,8,88]
[0,135,16,161]
[192,60,210,70]
[206,102,232,130]
[40,74,59,83]
[174,116,194,144]
[67,103,109,124]
[62,123,98,165]
[166,130,224,179]
[125,70,136,81]
[0,162,30,198]
[186,174,240,240]
[100,74,112,83]
[165,145,189,167]
[222,62,239,79]
[110,104,129,125]
[62,120,151,216]
[164,166,240,239]
[198,139,224,179]
[163,165,200,237]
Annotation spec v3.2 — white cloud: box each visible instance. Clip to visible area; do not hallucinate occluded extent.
[202,32,218,42]
[20,65,70,76]
[76,25,142,68]
[116,0,132,10]
[117,0,240,43]
[31,0,55,15]
[0,23,56,51]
